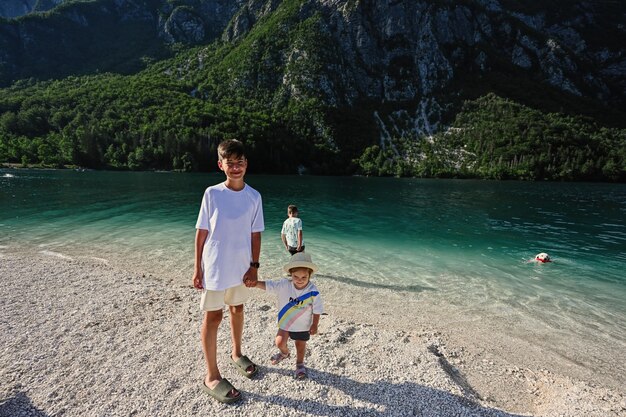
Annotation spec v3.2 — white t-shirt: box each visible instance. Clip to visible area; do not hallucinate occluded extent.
[195,182,264,291]
[265,278,323,332]
[281,217,303,248]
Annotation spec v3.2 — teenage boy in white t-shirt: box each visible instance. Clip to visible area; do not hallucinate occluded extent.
[252,252,324,379]
[192,139,264,404]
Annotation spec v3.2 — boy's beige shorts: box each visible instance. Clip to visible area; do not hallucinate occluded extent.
[200,285,249,311]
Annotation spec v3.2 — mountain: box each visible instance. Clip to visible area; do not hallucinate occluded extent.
[3,0,624,106]
[0,0,625,180]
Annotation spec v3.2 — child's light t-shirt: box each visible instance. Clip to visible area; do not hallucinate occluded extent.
[281,217,303,247]
[265,278,323,332]
[195,182,264,291]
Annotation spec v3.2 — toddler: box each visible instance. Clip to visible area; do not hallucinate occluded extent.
[252,252,323,379]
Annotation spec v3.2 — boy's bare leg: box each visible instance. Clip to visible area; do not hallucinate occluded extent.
[295,340,306,364]
[201,310,224,388]
[229,304,255,373]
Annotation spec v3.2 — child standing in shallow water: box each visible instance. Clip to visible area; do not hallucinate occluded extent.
[281,204,304,255]
[249,252,324,379]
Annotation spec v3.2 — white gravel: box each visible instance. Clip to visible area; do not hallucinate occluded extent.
[1,251,624,417]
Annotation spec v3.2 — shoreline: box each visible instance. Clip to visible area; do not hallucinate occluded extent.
[1,248,624,416]
[3,165,625,184]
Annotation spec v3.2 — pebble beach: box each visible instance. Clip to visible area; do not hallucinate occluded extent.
[1,249,625,417]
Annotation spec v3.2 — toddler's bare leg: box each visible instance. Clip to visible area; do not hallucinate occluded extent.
[294,340,306,364]
[275,329,289,355]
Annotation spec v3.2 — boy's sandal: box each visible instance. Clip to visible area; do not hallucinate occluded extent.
[295,363,307,379]
[201,378,242,404]
[270,351,290,365]
[231,355,259,379]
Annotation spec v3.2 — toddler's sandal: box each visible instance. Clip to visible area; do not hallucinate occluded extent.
[270,351,290,365]
[295,363,307,379]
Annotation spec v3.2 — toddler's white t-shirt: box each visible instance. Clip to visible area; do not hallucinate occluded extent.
[265,278,323,332]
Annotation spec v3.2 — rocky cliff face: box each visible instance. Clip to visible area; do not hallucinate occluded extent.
[158,0,246,44]
[249,0,626,130]
[333,0,624,137]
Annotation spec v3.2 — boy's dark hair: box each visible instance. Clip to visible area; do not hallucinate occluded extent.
[288,205,298,214]
[218,139,245,160]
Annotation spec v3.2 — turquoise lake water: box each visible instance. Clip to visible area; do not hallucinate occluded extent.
[2,169,626,350]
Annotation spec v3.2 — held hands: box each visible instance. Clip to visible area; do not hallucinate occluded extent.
[243,267,258,288]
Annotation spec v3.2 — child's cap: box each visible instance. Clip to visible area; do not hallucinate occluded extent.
[283,252,318,274]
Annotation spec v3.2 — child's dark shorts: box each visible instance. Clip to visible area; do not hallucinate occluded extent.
[288,245,305,256]
[289,331,310,341]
